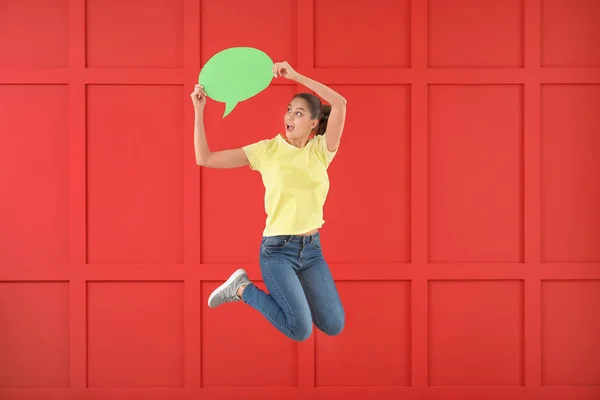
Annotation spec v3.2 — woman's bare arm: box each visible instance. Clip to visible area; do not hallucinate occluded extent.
[273,62,347,152]
[191,84,249,169]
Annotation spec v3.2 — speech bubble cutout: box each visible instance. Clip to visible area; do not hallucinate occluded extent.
[199,47,273,118]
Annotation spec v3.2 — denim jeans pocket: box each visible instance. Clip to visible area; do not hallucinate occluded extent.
[311,236,322,250]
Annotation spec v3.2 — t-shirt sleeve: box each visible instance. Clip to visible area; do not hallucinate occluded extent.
[315,134,339,168]
[242,139,268,171]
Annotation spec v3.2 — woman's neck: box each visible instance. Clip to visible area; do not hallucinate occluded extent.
[283,134,310,148]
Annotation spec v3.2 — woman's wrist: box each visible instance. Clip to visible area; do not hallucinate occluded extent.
[293,72,306,84]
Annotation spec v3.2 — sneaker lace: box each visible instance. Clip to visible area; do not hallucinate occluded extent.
[219,291,235,302]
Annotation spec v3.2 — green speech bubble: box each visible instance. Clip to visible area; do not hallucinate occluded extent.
[199,47,273,118]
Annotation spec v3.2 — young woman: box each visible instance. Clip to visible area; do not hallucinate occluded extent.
[191,61,347,342]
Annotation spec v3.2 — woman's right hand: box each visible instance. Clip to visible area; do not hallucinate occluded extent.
[191,84,207,111]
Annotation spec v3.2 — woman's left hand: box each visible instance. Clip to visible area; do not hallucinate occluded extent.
[273,61,298,80]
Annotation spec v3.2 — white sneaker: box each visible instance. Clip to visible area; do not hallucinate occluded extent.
[207,269,251,308]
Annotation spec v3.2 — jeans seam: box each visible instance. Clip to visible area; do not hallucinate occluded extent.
[262,254,296,331]
[301,281,322,328]
[243,289,291,333]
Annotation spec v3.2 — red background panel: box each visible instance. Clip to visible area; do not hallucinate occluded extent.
[0,0,68,67]
[86,85,184,264]
[86,282,185,388]
[86,0,184,67]
[541,280,600,386]
[428,0,524,67]
[201,0,296,66]
[314,0,411,68]
[541,85,600,262]
[315,281,411,387]
[0,0,599,399]
[0,282,70,388]
[541,0,600,67]
[201,281,298,387]
[428,280,524,386]
[0,85,70,265]
[428,85,523,263]
[323,85,411,263]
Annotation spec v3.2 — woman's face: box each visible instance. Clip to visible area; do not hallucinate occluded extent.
[283,97,318,140]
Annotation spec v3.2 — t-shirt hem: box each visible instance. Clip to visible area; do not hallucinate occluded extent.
[262,223,325,237]
[241,146,257,170]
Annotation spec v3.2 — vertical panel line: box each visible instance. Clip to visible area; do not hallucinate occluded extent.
[523,0,542,389]
[523,0,542,265]
[68,0,87,265]
[524,0,542,70]
[295,0,316,389]
[410,81,429,387]
[183,0,201,266]
[524,80,542,389]
[523,80,541,265]
[184,279,202,388]
[411,275,428,388]
[68,0,87,392]
[525,275,542,387]
[69,279,87,389]
[183,0,202,389]
[410,0,429,389]
[411,0,429,265]
[297,0,314,71]
[412,0,428,71]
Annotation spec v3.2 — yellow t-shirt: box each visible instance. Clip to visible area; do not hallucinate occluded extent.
[242,133,338,236]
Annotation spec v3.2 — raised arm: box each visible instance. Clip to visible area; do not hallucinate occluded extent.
[273,62,347,152]
[191,84,249,169]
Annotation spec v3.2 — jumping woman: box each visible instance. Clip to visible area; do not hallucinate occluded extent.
[191,61,347,342]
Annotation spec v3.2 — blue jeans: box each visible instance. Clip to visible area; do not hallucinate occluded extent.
[241,232,345,341]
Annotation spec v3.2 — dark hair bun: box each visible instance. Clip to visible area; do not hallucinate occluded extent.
[317,104,331,136]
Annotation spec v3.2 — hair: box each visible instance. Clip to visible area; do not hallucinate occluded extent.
[292,93,331,136]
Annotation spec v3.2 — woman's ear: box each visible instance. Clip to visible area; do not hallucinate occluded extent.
[310,119,318,130]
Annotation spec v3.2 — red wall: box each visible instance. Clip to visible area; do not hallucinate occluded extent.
[1,0,599,399]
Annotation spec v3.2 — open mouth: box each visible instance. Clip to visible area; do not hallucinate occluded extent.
[285,123,295,132]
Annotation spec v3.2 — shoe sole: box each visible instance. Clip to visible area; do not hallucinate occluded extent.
[207,268,246,308]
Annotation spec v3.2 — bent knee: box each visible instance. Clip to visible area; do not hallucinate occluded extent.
[290,320,313,342]
[319,313,345,336]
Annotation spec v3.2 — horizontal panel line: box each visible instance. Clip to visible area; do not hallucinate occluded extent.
[0,263,598,281]
[0,68,71,83]
[1,68,598,84]
[0,386,598,400]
